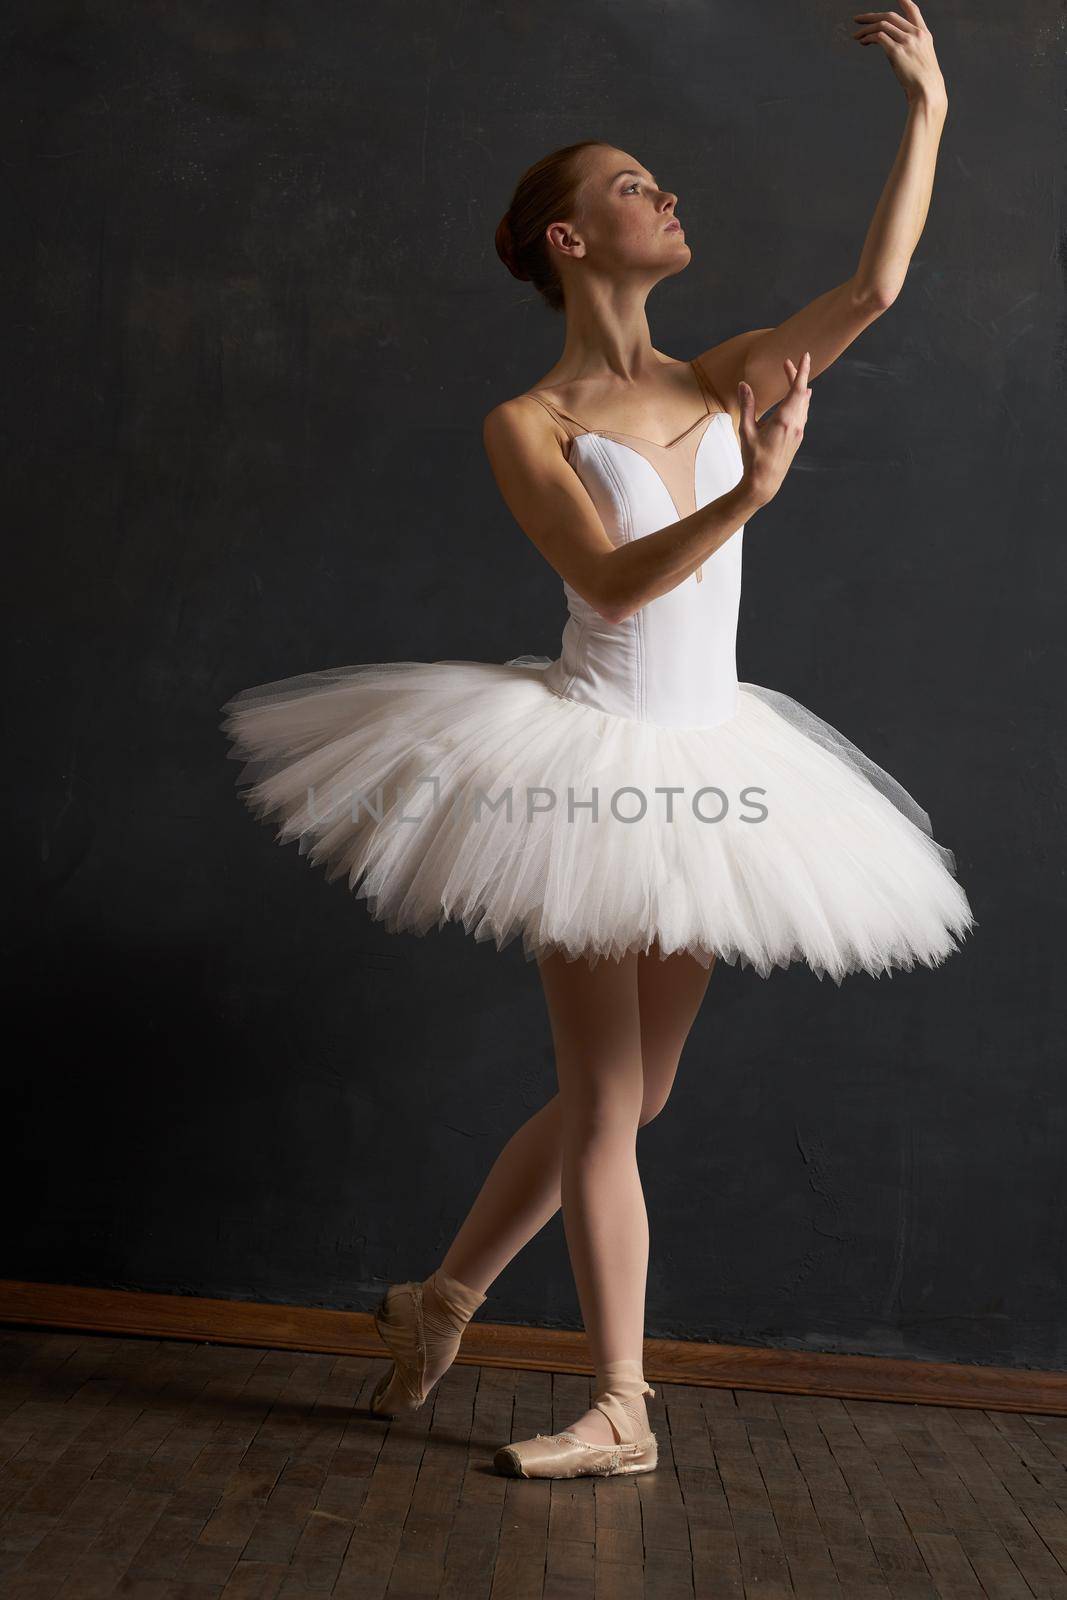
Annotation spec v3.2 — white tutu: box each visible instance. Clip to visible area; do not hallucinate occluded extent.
[219,654,976,983]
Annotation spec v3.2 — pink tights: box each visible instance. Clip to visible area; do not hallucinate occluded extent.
[435,943,715,1445]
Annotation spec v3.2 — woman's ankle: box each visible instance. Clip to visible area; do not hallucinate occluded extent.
[591,1358,655,1444]
[421,1266,487,1335]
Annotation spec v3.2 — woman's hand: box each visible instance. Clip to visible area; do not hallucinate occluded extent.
[853,2,947,108]
[738,352,811,508]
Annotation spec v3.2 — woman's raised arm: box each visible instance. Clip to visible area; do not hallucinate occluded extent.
[698,1,949,420]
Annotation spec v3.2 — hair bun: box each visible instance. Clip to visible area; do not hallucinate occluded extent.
[495,212,530,282]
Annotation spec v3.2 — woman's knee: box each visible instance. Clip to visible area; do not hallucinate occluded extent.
[556,1075,673,1133]
[558,1082,644,1143]
[638,1052,681,1127]
[637,1087,671,1127]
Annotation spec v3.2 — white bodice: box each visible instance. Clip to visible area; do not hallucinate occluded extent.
[540,407,747,730]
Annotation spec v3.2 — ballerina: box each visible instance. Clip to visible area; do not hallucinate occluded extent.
[221,2,971,1479]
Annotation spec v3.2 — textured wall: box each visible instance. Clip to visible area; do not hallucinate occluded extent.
[6,1,1065,1370]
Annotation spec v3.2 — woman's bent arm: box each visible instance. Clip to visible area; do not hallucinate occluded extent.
[483,400,764,625]
[597,482,761,622]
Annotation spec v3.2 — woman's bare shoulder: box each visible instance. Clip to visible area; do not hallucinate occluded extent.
[483,389,570,457]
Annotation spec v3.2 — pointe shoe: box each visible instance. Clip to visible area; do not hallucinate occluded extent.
[370,1266,487,1417]
[494,1359,658,1479]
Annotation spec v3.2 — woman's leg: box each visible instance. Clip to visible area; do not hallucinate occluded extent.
[421,945,715,1396]
[634,944,718,1121]
[440,945,715,1288]
[536,943,647,1442]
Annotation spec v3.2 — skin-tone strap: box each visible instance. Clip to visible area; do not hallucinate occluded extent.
[691,353,730,416]
[526,390,585,441]
[531,360,722,439]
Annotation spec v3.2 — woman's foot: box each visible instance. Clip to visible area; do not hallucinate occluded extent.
[563,1408,630,1446]
[370,1265,486,1415]
[494,1360,657,1479]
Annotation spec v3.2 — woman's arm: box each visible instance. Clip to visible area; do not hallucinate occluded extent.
[483,401,757,624]
[699,1,948,419]
[850,0,948,305]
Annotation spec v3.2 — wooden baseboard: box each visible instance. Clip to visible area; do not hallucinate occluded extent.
[2,1278,1064,1415]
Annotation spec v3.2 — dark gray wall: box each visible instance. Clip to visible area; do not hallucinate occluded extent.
[6,2,1064,1371]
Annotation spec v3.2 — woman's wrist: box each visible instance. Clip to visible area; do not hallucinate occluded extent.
[907,78,948,119]
[732,475,773,517]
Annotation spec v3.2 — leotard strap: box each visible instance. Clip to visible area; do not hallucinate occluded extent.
[526,390,587,442]
[690,353,730,417]
[526,359,725,448]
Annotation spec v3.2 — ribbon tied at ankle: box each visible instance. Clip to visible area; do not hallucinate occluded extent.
[591,1357,656,1445]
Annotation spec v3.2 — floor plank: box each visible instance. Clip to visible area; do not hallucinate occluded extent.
[1,1330,1065,1598]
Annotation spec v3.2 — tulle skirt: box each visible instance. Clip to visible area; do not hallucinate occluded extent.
[219,654,976,983]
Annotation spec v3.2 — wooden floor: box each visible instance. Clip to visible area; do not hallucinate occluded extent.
[3,1329,1067,1599]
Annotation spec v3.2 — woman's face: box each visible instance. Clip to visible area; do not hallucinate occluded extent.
[565,145,690,285]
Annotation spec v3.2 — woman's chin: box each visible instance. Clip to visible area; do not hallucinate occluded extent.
[662,246,692,279]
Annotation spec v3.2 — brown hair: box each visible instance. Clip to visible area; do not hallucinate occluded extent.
[494,140,607,313]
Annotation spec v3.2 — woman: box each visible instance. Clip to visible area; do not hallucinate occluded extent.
[221,4,972,1479]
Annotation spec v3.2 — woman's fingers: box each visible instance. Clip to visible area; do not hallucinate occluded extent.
[798,352,812,408]
[779,355,808,422]
[855,22,910,43]
[738,379,756,438]
[777,355,812,428]
[853,10,919,30]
